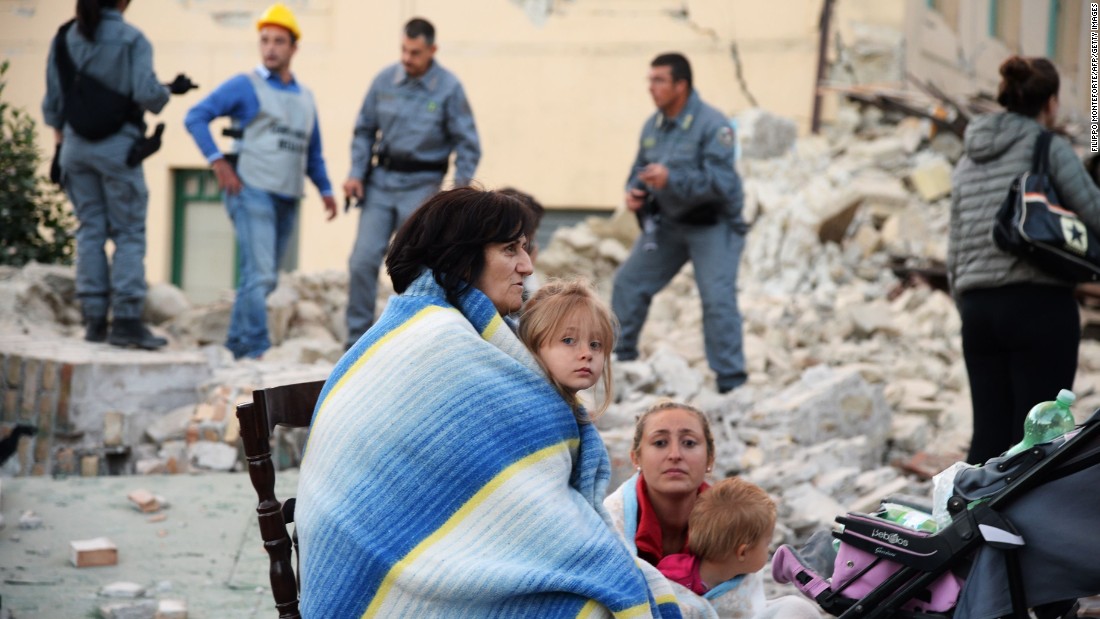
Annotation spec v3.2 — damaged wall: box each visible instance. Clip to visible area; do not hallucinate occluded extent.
[0,0,901,285]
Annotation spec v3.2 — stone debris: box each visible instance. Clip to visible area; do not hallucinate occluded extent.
[100,581,147,598]
[17,510,43,529]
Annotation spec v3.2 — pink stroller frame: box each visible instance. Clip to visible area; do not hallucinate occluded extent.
[773,408,1100,618]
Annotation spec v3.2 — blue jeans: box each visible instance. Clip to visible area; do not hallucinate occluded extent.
[60,131,149,320]
[612,218,747,391]
[225,185,298,359]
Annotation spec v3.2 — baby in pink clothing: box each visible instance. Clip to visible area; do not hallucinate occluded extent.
[657,477,776,596]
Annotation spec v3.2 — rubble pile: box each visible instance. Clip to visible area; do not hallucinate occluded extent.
[539,106,1100,540]
[7,105,1100,554]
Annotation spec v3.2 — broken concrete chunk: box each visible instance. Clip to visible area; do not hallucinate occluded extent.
[907,156,953,201]
[99,581,146,598]
[71,536,118,567]
[144,405,196,444]
[188,441,238,471]
[18,510,43,530]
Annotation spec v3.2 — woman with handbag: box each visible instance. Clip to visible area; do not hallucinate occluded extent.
[948,56,1100,464]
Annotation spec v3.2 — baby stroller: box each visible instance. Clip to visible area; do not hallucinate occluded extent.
[773,408,1100,619]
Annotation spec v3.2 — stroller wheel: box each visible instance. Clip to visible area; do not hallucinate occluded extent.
[1032,599,1079,619]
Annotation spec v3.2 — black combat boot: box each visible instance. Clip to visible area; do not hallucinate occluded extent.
[83,314,108,343]
[108,318,167,350]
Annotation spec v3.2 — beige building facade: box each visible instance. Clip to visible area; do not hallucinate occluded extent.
[4,0,1090,302]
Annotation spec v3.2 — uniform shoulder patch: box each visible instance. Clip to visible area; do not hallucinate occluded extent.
[717,125,736,148]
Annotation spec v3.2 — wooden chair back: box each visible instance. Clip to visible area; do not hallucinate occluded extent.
[236,379,326,619]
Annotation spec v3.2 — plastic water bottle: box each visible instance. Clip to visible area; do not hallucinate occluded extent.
[878,502,938,533]
[1004,389,1077,457]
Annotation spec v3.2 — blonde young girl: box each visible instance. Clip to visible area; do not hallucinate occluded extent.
[518,278,617,420]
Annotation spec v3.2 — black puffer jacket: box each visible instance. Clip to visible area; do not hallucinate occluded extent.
[947,112,1100,296]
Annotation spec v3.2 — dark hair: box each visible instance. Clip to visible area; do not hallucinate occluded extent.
[652,52,693,91]
[385,187,534,307]
[996,56,1059,118]
[76,0,123,41]
[498,187,544,227]
[404,18,435,45]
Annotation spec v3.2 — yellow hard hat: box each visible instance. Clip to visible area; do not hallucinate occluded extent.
[257,3,301,40]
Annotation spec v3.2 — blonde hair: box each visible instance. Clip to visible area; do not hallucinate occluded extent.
[631,400,715,464]
[518,278,617,421]
[688,477,776,562]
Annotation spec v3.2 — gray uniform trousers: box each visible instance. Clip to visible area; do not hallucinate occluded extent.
[346,181,439,347]
[60,130,148,320]
[612,217,747,390]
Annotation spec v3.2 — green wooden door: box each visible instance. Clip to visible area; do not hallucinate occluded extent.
[172,169,301,304]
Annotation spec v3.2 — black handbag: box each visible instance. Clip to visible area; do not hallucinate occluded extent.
[53,20,142,141]
[992,130,1100,282]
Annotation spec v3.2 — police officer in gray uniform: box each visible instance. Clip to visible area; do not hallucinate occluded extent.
[43,0,187,349]
[343,17,480,348]
[611,53,748,393]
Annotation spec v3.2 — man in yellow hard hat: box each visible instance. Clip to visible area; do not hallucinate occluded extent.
[183,2,337,360]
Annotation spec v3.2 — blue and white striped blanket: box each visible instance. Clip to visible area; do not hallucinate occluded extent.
[296,271,682,618]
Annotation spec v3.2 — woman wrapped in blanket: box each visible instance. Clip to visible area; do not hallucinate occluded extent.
[296,187,693,618]
[604,401,819,619]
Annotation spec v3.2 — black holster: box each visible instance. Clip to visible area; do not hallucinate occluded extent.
[50,143,63,185]
[126,122,165,168]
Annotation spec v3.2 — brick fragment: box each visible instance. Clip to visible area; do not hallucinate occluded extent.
[127,489,160,513]
[71,536,118,567]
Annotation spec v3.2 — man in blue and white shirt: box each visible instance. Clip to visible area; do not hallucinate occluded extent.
[184,2,336,360]
[343,17,481,349]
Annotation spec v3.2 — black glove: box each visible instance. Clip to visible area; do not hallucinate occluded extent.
[50,143,63,186]
[126,123,165,167]
[167,73,198,95]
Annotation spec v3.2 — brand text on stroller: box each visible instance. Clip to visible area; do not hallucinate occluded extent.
[871,529,909,547]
